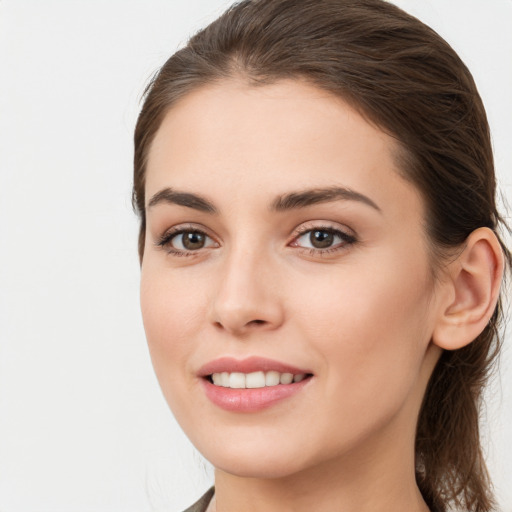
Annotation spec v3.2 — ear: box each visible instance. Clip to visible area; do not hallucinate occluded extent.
[432,227,504,351]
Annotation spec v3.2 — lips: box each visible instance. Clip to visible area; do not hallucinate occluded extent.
[198,356,312,376]
[198,356,313,412]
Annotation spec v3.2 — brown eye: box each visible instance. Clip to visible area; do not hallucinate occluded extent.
[292,227,356,252]
[181,231,206,250]
[158,229,218,253]
[310,230,334,248]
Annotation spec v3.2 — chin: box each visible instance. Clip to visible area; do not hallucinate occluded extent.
[211,452,309,480]
[193,435,314,479]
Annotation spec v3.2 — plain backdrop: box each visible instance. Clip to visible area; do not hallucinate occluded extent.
[0,1,511,511]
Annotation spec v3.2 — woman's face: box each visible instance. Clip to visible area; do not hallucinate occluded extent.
[141,80,443,479]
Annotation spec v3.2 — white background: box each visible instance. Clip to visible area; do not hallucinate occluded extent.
[0,1,511,511]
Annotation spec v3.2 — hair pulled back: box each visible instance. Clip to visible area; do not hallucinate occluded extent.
[133,1,511,510]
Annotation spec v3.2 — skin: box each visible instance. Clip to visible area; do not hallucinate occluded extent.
[140,80,447,512]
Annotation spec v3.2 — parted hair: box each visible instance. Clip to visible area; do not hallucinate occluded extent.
[133,1,511,510]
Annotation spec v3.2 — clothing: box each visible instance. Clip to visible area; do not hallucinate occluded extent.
[183,487,215,512]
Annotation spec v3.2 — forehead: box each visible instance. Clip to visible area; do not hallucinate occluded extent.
[145,79,422,219]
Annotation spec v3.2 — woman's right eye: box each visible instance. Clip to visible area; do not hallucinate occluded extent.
[157,229,218,254]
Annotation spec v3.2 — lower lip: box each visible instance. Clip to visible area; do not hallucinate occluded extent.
[201,377,312,412]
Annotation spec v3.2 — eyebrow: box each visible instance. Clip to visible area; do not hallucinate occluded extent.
[147,188,218,213]
[146,185,381,214]
[271,187,381,212]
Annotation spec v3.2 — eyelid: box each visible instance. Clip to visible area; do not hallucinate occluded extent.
[155,223,220,255]
[288,221,358,253]
[289,220,356,240]
[154,220,356,257]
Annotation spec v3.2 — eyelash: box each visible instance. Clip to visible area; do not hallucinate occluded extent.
[156,225,215,257]
[290,224,357,256]
[156,224,357,257]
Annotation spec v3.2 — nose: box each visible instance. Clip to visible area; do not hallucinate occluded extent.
[209,247,285,336]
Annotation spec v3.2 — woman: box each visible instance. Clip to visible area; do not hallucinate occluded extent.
[133,1,510,511]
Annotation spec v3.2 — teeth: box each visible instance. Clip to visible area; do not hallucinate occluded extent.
[265,370,280,386]
[210,371,308,389]
[280,372,293,384]
[246,371,266,389]
[229,372,246,389]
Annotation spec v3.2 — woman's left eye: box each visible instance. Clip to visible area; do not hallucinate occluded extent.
[291,227,356,252]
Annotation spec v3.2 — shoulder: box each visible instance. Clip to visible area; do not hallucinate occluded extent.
[182,487,215,512]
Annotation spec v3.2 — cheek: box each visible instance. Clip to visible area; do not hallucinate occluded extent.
[293,253,434,403]
[140,264,208,377]
[139,265,215,429]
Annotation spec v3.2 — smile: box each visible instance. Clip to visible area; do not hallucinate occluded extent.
[209,371,308,388]
[199,356,314,412]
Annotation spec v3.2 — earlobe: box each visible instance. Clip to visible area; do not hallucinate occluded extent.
[432,227,504,351]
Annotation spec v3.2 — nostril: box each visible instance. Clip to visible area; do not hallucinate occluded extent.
[212,315,275,334]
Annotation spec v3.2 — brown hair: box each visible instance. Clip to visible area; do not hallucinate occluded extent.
[133,1,511,510]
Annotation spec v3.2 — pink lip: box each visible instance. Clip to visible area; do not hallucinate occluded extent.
[197,356,311,377]
[197,356,313,413]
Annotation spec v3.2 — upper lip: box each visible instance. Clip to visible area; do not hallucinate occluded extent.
[197,356,312,377]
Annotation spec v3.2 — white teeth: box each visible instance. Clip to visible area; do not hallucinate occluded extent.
[265,370,280,386]
[246,371,266,388]
[210,371,309,388]
[229,372,246,389]
[280,373,293,385]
